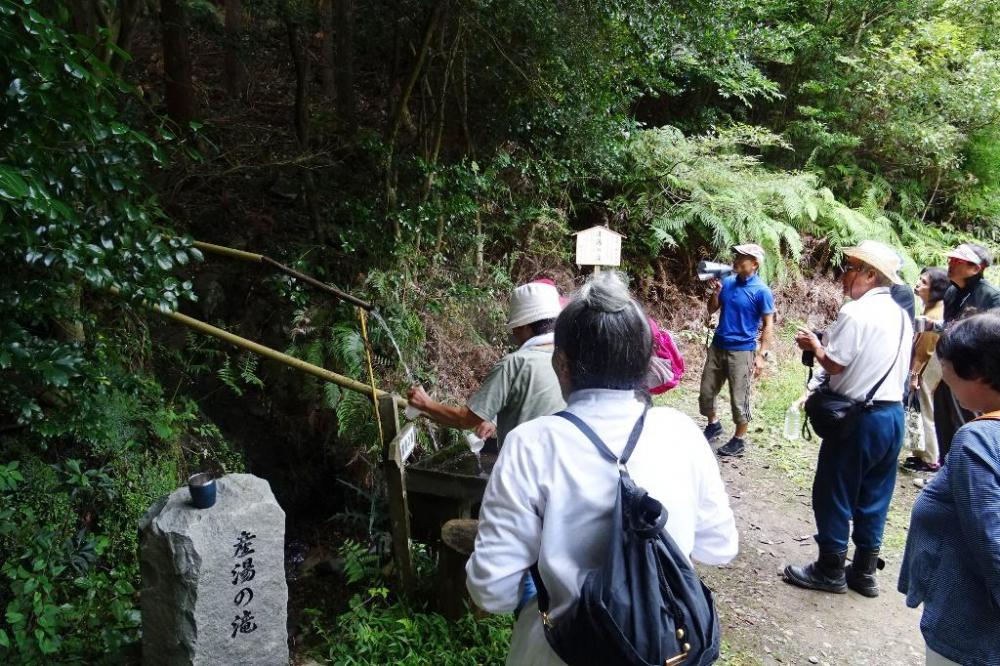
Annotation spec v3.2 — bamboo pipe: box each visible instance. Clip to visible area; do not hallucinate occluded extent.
[151,304,408,409]
[191,240,374,310]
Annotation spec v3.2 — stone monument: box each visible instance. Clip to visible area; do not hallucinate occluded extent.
[139,474,288,665]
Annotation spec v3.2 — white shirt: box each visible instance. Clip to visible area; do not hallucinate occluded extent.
[466,389,738,665]
[823,287,913,402]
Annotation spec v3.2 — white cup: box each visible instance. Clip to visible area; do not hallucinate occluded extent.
[465,432,485,454]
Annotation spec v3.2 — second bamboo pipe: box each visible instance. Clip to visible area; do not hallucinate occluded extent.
[191,240,374,311]
[151,304,407,409]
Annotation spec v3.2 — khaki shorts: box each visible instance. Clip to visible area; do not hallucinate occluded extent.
[698,346,754,424]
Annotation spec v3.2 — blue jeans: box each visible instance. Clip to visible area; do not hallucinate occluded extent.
[812,403,904,552]
[513,571,537,618]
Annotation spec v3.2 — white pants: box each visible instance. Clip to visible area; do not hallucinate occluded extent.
[914,353,942,464]
[926,645,961,665]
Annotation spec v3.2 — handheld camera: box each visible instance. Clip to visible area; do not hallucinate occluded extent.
[801,330,824,367]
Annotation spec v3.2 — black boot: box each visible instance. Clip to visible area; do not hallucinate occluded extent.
[783,550,847,593]
[846,548,884,598]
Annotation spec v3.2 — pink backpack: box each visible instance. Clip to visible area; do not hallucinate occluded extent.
[646,318,685,394]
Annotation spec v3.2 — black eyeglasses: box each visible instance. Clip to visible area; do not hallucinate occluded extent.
[839,261,863,273]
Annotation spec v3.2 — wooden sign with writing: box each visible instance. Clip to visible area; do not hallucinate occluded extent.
[574,225,625,267]
[392,422,417,465]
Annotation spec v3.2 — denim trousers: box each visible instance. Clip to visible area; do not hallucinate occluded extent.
[812,402,904,552]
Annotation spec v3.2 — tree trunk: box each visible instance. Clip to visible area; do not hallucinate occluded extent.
[319,0,336,99]
[384,0,447,237]
[333,0,357,125]
[110,0,142,75]
[285,18,323,236]
[68,0,97,39]
[161,0,197,124]
[224,0,249,100]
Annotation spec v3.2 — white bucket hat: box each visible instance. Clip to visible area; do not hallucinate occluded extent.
[507,282,563,329]
[842,240,904,285]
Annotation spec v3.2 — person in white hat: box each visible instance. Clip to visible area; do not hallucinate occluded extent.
[407,280,566,448]
[699,242,776,457]
[932,242,1000,463]
[784,240,913,599]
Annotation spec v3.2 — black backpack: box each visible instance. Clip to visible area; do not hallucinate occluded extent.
[529,406,721,666]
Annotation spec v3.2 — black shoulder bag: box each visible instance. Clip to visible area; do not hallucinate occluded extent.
[804,312,905,440]
[529,406,721,666]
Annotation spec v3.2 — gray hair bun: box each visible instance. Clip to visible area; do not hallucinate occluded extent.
[576,271,634,314]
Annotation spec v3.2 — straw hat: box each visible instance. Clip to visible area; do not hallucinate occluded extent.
[507,282,563,329]
[842,240,904,285]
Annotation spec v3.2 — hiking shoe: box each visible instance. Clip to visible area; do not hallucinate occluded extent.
[703,421,723,442]
[717,437,746,457]
[845,549,884,598]
[783,550,848,594]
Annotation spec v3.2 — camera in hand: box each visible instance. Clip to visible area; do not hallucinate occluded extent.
[697,260,735,281]
[801,330,824,367]
[913,316,944,334]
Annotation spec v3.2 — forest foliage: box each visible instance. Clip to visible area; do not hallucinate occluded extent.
[2,0,999,661]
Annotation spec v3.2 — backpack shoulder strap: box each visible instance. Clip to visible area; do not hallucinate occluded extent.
[864,309,906,405]
[532,405,650,616]
[554,405,649,466]
[554,410,617,463]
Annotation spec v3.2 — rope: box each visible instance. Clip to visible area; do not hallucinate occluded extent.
[357,307,385,445]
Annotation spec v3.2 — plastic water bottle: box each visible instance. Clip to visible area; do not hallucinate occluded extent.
[783,402,801,441]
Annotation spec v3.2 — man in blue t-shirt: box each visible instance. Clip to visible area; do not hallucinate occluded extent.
[699,243,776,456]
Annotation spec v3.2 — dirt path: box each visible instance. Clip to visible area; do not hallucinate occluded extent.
[705,451,924,665]
[659,371,928,665]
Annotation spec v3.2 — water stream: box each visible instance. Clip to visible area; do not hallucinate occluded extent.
[369,309,414,382]
[369,308,441,451]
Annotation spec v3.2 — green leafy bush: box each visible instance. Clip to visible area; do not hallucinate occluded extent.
[304,541,511,665]
[0,3,242,661]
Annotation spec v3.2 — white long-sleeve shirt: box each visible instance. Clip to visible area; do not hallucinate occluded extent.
[466,389,738,665]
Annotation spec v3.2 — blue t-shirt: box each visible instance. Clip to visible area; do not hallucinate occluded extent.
[712,274,775,351]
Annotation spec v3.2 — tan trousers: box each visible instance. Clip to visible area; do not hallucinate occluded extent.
[698,346,754,425]
[913,353,942,465]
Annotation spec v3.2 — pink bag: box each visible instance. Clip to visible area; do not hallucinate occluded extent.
[646,318,685,394]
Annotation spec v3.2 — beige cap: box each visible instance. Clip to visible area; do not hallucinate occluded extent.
[507,282,562,329]
[732,243,765,264]
[946,243,988,266]
[842,240,904,285]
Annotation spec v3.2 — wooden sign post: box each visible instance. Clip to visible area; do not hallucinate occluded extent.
[379,395,415,595]
[574,225,624,273]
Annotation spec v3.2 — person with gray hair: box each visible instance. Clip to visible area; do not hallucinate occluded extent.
[466,271,737,665]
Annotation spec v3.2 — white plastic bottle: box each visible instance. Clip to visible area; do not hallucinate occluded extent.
[783,402,802,441]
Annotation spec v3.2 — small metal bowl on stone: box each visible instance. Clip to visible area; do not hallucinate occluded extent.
[187,472,217,509]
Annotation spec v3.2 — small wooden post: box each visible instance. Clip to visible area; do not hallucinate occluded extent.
[439,518,478,619]
[379,394,415,594]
